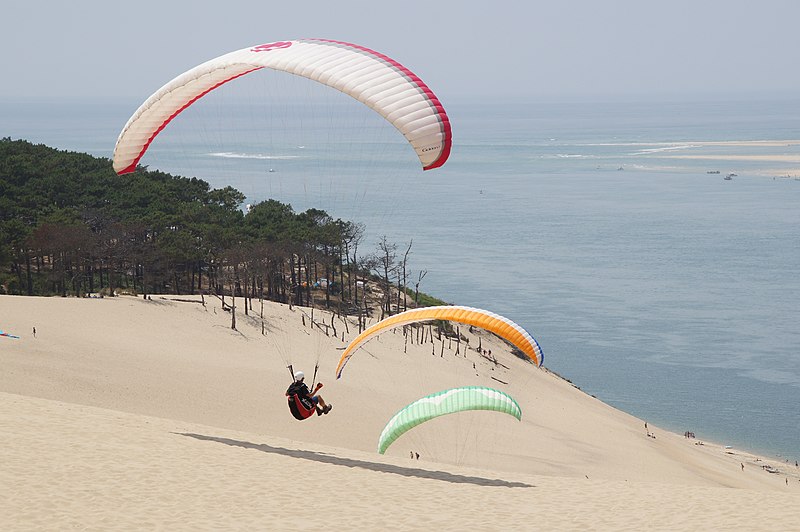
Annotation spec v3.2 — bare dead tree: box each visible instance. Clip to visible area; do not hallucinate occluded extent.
[371,236,398,320]
[230,277,237,330]
[339,221,364,308]
[415,269,427,306]
[357,253,379,331]
[397,240,412,313]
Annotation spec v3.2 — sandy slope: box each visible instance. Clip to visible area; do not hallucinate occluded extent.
[1,294,799,529]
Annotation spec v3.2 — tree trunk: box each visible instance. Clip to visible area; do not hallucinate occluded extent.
[338,248,345,309]
[259,278,264,319]
[25,251,33,296]
[140,264,147,300]
[230,280,237,330]
[305,255,312,307]
[243,272,249,316]
[400,240,412,312]
[325,264,331,308]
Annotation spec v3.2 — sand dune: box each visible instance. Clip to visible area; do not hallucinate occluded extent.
[1,294,799,529]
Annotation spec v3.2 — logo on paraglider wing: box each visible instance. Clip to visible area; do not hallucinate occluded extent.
[251,41,293,52]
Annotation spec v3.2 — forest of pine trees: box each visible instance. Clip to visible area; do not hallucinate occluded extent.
[0,138,444,316]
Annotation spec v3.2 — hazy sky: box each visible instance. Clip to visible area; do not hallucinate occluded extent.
[3,0,799,103]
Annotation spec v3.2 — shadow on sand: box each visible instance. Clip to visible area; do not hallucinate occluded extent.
[176,432,533,488]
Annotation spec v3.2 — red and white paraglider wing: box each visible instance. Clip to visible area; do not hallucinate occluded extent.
[113,39,451,175]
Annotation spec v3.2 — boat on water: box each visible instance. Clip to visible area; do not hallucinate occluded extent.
[724,173,733,180]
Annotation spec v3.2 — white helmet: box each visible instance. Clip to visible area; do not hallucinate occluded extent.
[294,370,305,381]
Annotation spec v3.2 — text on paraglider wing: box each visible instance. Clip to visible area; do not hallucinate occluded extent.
[251,42,293,53]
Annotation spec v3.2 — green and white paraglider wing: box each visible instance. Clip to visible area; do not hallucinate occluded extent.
[377,386,522,454]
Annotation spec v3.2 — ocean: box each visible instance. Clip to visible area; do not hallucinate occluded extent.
[2,90,799,460]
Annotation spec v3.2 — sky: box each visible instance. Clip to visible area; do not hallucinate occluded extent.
[3,0,799,104]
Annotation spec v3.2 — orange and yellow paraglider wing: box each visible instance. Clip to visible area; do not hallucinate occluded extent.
[335,306,542,378]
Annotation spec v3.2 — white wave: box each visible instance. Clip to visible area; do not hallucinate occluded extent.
[632,144,700,155]
[208,152,305,160]
[741,367,800,387]
[539,153,586,159]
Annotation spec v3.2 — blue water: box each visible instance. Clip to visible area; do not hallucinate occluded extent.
[3,93,799,460]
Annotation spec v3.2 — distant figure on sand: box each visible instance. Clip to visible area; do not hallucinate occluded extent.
[286,370,331,416]
[32,326,36,338]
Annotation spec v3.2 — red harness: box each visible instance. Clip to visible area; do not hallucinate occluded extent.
[287,393,316,420]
